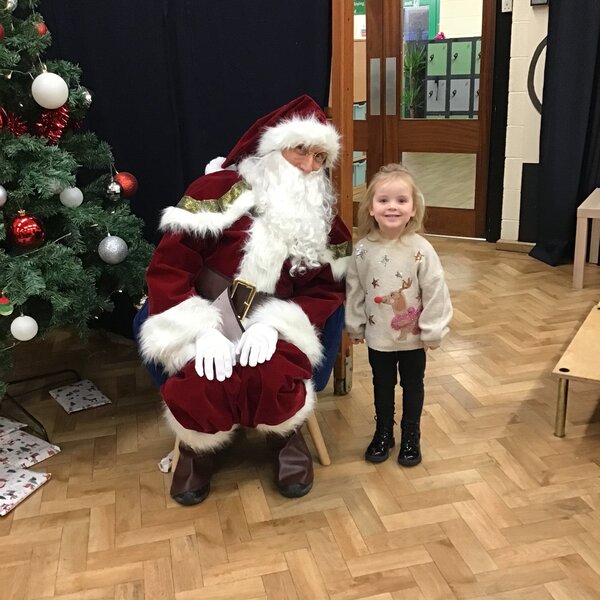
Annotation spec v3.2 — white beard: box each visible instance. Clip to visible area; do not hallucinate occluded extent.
[236,152,335,289]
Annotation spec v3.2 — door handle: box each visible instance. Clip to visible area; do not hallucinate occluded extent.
[370,58,381,116]
[385,57,397,116]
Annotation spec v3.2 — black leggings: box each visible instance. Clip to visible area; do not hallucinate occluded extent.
[367,347,426,426]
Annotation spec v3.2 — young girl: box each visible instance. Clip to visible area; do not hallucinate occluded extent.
[345,164,452,466]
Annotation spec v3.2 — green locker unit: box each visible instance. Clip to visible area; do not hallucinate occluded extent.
[424,37,481,119]
[426,42,448,76]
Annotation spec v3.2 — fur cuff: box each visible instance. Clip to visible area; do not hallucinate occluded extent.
[243,298,323,367]
[320,250,350,281]
[256,380,315,435]
[164,408,238,452]
[139,296,222,375]
[159,190,255,237]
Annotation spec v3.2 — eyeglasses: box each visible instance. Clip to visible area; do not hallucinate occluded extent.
[290,145,328,166]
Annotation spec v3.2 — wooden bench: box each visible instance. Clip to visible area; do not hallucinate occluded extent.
[573,188,600,289]
[552,301,600,436]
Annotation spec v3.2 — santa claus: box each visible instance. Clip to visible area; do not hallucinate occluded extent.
[140,95,351,505]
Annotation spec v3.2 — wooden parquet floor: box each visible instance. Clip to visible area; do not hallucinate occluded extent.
[2,237,600,599]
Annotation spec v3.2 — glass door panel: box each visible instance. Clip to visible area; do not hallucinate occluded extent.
[402,0,483,121]
[402,152,476,210]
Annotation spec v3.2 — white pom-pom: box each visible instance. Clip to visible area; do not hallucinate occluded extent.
[204,156,227,175]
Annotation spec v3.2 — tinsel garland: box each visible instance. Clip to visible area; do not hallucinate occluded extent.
[0,107,28,136]
[34,105,70,144]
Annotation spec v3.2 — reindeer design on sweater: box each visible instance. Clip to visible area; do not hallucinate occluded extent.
[374,277,422,340]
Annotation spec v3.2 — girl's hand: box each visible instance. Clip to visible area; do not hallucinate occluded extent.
[424,343,439,351]
[350,337,364,345]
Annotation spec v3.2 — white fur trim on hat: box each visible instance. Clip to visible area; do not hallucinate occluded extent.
[139,296,222,375]
[257,116,340,166]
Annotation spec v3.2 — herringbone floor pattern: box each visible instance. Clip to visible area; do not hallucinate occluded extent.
[2,237,600,599]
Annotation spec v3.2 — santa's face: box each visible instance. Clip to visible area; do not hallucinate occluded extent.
[281,145,328,174]
[237,151,335,277]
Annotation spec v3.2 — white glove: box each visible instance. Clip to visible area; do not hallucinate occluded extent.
[195,329,236,381]
[236,323,278,367]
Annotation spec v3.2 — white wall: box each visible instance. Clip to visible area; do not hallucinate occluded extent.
[501,0,548,241]
[439,0,483,38]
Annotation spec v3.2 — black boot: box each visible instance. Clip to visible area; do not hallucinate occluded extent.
[269,430,313,498]
[365,423,395,463]
[170,443,213,506]
[398,421,421,467]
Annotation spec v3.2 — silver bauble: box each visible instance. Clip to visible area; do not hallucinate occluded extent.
[106,180,121,199]
[0,185,7,207]
[81,88,92,107]
[98,235,128,264]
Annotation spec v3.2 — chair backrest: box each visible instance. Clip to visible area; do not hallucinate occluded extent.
[133,302,344,391]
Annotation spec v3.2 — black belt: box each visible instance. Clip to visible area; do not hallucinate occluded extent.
[195,266,286,320]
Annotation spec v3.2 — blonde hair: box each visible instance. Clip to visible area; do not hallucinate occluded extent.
[356,163,426,239]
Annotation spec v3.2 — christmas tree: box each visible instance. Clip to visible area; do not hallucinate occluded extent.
[0,0,154,398]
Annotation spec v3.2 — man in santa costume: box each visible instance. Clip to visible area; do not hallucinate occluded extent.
[140,95,351,505]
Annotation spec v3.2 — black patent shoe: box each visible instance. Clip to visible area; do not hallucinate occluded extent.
[398,423,421,467]
[365,428,395,463]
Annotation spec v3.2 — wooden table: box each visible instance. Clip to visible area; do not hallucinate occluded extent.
[573,188,600,289]
[552,301,600,436]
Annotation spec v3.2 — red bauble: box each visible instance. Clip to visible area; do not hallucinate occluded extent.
[8,211,45,248]
[36,22,48,36]
[374,296,383,303]
[114,172,138,198]
[0,23,5,42]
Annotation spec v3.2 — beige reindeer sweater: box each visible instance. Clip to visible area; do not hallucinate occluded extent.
[345,233,452,352]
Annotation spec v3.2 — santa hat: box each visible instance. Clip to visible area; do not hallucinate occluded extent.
[221,95,340,169]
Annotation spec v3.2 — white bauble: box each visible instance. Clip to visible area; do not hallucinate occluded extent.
[98,235,128,264]
[59,186,83,207]
[0,185,6,207]
[10,315,39,342]
[31,72,69,109]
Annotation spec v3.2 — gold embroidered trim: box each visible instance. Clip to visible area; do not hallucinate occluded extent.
[329,241,351,259]
[176,181,250,214]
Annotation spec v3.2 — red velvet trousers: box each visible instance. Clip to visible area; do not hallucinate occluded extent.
[160,340,313,434]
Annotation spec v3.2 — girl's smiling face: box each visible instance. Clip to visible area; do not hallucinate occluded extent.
[369,178,416,239]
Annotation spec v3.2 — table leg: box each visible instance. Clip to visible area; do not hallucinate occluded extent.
[573,217,588,289]
[554,378,569,437]
[590,218,600,264]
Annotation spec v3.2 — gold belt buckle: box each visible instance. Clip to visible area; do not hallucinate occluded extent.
[231,278,257,320]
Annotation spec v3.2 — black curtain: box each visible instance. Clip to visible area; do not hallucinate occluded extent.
[40,0,331,244]
[529,2,600,266]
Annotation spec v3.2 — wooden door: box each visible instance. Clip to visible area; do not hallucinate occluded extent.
[354,0,494,238]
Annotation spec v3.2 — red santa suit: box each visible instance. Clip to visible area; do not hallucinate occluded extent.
[139,97,351,456]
